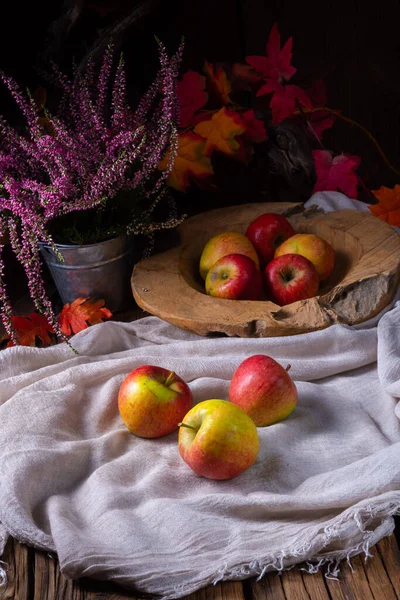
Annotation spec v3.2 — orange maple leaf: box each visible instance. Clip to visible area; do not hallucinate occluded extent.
[159,132,214,192]
[9,313,54,347]
[204,61,231,105]
[58,297,112,336]
[369,184,400,227]
[194,107,246,158]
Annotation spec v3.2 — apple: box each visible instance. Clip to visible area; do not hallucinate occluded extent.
[229,355,298,427]
[264,253,319,306]
[246,213,295,267]
[274,233,335,281]
[118,365,193,438]
[178,399,260,480]
[199,231,259,280]
[205,253,262,300]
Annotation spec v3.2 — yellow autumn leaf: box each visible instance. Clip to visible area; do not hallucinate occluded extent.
[159,132,214,192]
[194,107,246,158]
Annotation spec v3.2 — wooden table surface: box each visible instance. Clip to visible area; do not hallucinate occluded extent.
[1,529,399,600]
[1,306,399,600]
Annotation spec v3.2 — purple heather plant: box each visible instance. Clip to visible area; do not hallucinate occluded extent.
[0,39,183,345]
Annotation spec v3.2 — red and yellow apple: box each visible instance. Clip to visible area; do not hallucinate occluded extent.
[205,253,262,300]
[274,233,335,281]
[246,213,295,267]
[264,253,319,305]
[178,399,260,480]
[118,365,193,438]
[229,354,298,426]
[199,231,259,280]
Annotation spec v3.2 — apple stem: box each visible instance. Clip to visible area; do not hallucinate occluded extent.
[165,371,176,386]
[178,422,198,433]
[285,364,292,372]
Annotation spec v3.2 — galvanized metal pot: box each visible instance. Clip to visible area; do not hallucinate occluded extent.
[40,234,135,313]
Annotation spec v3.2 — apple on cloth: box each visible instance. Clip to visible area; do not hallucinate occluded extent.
[178,399,260,480]
[229,355,298,426]
[118,365,193,438]
[246,213,295,267]
[264,253,320,305]
[205,253,262,300]
[199,231,259,279]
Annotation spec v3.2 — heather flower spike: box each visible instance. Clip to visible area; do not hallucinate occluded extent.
[0,39,183,346]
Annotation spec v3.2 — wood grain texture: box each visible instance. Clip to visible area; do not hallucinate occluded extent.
[132,203,400,338]
[2,533,399,600]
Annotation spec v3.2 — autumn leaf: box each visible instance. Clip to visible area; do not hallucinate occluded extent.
[159,132,214,192]
[312,150,361,198]
[59,297,112,336]
[203,61,231,105]
[194,107,246,158]
[240,109,267,143]
[369,184,400,227]
[304,80,338,139]
[231,63,262,90]
[257,80,312,124]
[246,22,296,83]
[9,313,54,347]
[177,71,208,128]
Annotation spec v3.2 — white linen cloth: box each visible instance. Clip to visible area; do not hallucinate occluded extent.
[0,192,399,599]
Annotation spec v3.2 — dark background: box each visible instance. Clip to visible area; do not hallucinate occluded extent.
[0,0,399,302]
[1,0,400,201]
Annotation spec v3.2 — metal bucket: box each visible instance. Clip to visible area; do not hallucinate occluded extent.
[40,234,135,313]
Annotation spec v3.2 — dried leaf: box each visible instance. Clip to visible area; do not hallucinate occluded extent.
[159,132,214,192]
[240,109,267,143]
[9,312,54,347]
[369,184,400,227]
[246,23,296,83]
[59,297,112,336]
[194,107,246,158]
[231,63,262,88]
[257,80,312,124]
[177,71,208,128]
[312,150,361,198]
[304,80,338,139]
[204,61,231,105]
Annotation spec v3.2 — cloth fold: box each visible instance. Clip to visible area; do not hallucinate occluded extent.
[0,192,399,599]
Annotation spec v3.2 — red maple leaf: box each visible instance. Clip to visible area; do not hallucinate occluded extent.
[312,150,361,198]
[240,110,267,143]
[304,80,338,139]
[9,313,54,347]
[177,71,208,128]
[59,297,112,336]
[246,23,296,83]
[257,80,312,124]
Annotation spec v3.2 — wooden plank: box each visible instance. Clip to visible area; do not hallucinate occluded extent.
[0,538,32,600]
[249,572,287,600]
[301,568,331,600]
[281,568,312,600]
[185,581,246,599]
[377,536,400,598]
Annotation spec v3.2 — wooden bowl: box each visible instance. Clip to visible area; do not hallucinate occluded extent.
[131,202,400,337]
